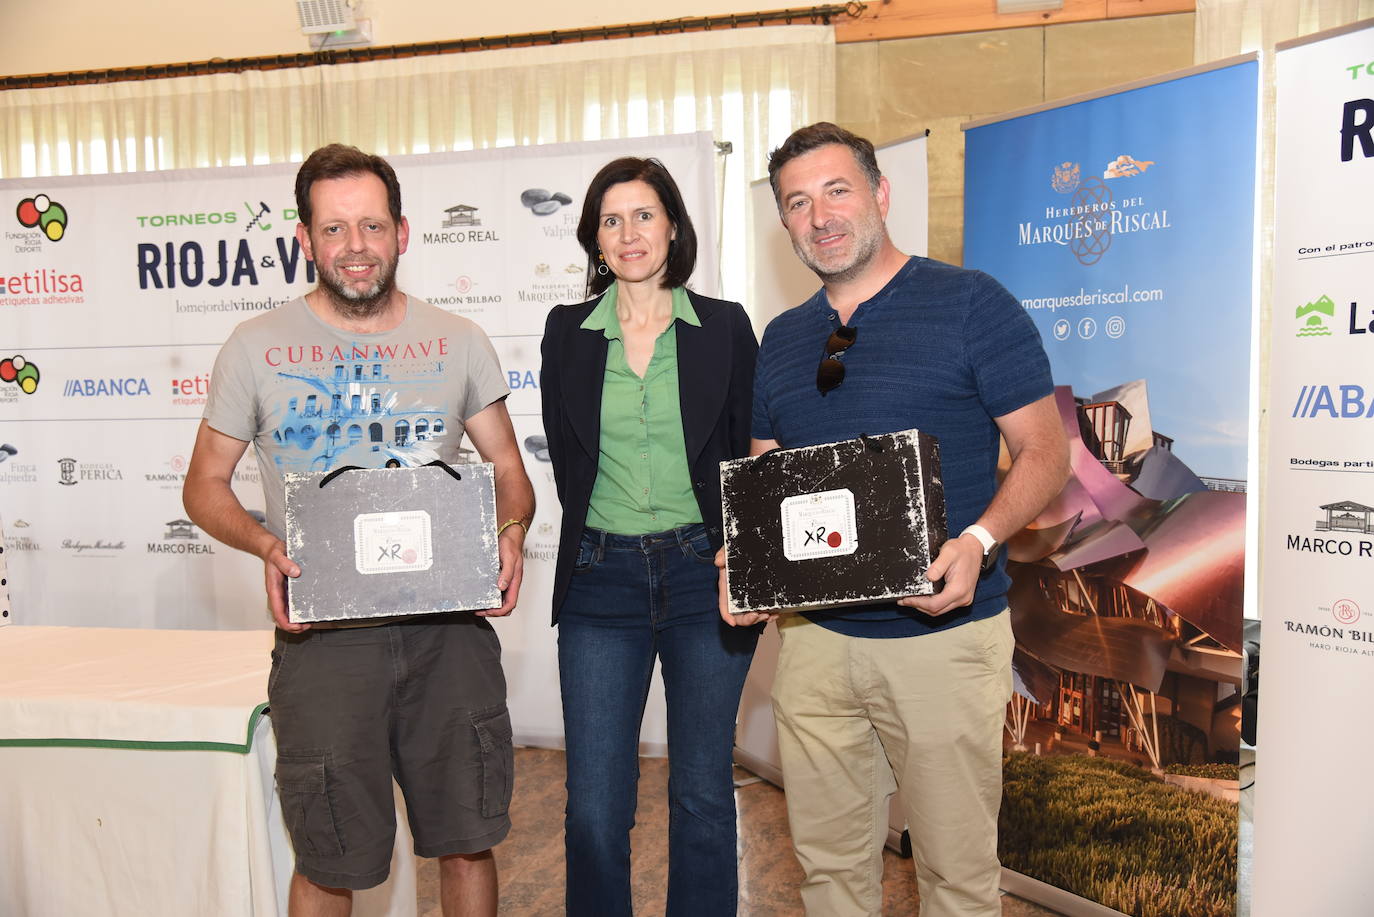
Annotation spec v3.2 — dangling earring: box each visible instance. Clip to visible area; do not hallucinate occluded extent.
[596,251,610,277]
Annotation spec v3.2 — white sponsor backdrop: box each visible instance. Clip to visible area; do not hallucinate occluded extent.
[1253,20,1374,915]
[0,132,719,749]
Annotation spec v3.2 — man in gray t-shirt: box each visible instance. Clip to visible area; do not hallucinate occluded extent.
[184,144,534,915]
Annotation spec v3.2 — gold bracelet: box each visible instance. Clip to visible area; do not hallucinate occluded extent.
[498,518,529,536]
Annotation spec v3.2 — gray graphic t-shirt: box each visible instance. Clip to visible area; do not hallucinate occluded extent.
[204,295,509,539]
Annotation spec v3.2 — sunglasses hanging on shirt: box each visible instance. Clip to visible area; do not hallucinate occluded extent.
[816,324,857,395]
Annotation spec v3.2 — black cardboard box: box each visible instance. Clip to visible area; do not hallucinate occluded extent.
[720,429,946,614]
[284,462,500,623]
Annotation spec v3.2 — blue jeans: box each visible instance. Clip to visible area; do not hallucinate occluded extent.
[558,524,761,917]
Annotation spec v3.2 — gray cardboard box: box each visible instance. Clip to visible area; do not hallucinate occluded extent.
[284,462,500,623]
[720,429,946,614]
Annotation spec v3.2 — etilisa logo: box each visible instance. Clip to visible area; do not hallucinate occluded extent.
[16,193,70,241]
[1296,295,1336,337]
[171,372,211,406]
[1291,384,1374,419]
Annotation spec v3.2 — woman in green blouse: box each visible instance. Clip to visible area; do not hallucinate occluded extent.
[540,157,761,916]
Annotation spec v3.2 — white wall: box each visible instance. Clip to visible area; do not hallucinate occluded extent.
[0,0,765,76]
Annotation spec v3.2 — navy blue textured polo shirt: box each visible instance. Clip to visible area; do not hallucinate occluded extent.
[752,256,1054,639]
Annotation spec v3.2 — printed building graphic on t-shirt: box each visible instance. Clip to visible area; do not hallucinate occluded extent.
[268,353,453,473]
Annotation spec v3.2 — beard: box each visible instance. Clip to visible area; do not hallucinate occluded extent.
[791,210,886,286]
[316,256,398,318]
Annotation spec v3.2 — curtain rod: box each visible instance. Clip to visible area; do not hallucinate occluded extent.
[2,3,864,91]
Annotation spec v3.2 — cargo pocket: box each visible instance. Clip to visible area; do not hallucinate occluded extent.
[275,751,344,858]
[470,706,514,819]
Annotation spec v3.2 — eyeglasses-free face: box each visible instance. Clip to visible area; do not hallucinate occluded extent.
[816,324,857,394]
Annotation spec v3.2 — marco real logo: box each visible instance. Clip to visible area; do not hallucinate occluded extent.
[1286,499,1374,559]
[424,204,499,245]
[148,518,215,555]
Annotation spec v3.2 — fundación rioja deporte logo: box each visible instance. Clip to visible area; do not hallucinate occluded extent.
[16,193,70,241]
[0,354,40,395]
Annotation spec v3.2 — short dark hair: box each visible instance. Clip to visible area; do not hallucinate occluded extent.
[576,157,697,299]
[767,122,882,211]
[294,144,403,230]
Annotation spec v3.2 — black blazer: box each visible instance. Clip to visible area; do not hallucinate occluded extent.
[540,289,758,624]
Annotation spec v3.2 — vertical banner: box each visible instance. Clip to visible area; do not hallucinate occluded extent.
[0,132,718,749]
[964,60,1256,916]
[1254,20,1374,916]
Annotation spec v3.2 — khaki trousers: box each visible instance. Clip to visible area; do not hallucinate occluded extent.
[771,611,1014,917]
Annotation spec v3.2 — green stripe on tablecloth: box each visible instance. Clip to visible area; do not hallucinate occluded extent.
[0,702,269,754]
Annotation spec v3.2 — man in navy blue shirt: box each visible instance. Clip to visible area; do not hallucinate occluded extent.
[720,123,1068,917]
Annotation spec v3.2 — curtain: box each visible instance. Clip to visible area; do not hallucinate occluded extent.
[0,25,836,305]
[1195,0,1373,60]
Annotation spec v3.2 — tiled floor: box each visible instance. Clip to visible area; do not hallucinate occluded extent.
[416,746,1064,916]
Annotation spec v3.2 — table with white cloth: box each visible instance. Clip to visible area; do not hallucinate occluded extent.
[0,626,416,917]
